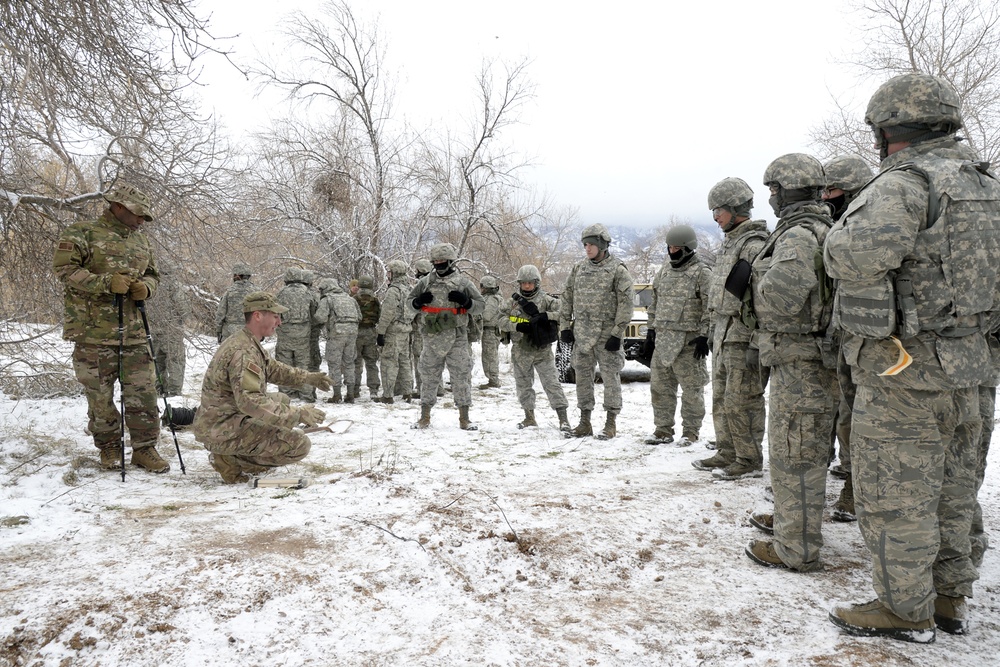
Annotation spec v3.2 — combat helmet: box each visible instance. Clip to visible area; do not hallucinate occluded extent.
[284,267,303,284]
[866,73,963,159]
[581,223,612,251]
[104,182,154,221]
[429,243,458,262]
[232,262,252,277]
[763,153,825,190]
[708,177,754,231]
[517,264,541,298]
[665,225,698,251]
[823,155,873,194]
[301,270,316,286]
[480,275,499,291]
[358,275,374,290]
[413,259,434,277]
[386,259,409,278]
[317,277,340,293]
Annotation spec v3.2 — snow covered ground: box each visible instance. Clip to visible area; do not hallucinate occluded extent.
[1,328,997,666]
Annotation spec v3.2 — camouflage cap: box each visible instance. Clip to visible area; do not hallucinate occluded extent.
[104,182,153,221]
[243,291,288,314]
[823,155,873,193]
[763,153,825,190]
[865,72,963,131]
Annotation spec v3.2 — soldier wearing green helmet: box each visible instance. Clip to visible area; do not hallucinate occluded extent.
[825,72,1000,643]
[409,259,435,394]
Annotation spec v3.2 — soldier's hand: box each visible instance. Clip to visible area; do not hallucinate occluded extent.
[128,280,149,301]
[448,290,472,308]
[305,372,332,392]
[690,335,710,360]
[604,336,621,352]
[376,334,386,346]
[642,330,656,358]
[520,300,539,317]
[560,329,575,344]
[529,311,548,324]
[515,322,531,334]
[412,292,434,309]
[110,273,132,295]
[298,406,326,428]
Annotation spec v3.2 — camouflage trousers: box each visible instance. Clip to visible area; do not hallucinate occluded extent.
[481,328,501,384]
[419,327,472,408]
[411,332,424,390]
[151,332,185,397]
[711,342,768,466]
[649,345,708,440]
[379,331,412,399]
[768,359,838,571]
[852,383,980,622]
[511,344,568,411]
[833,344,855,471]
[203,418,310,468]
[973,384,995,568]
[275,331,314,401]
[72,343,160,452]
[309,326,322,372]
[354,327,381,394]
[324,332,357,391]
[571,341,625,412]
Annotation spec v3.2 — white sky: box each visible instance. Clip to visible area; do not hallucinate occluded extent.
[196,0,875,229]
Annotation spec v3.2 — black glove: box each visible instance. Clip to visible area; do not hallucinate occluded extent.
[561,329,575,344]
[605,336,621,352]
[448,290,472,309]
[642,330,656,358]
[376,334,386,347]
[515,322,531,334]
[529,311,548,324]
[690,335,710,359]
[412,292,433,309]
[520,300,539,317]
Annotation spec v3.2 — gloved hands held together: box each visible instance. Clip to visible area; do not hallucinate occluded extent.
[448,290,472,309]
[128,280,149,302]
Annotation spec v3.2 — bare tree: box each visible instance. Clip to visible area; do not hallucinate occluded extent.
[812,0,1000,164]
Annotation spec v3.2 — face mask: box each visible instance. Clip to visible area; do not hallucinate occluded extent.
[768,193,782,217]
[434,261,453,276]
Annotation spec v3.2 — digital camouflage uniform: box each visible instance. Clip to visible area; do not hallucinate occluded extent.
[314,278,361,401]
[303,271,323,376]
[752,155,838,570]
[825,131,1000,624]
[354,278,382,397]
[216,270,257,342]
[147,267,190,397]
[704,218,769,469]
[972,337,998,568]
[375,265,414,402]
[498,284,568,421]
[479,278,504,388]
[275,269,320,401]
[647,248,710,442]
[52,197,162,464]
[193,328,316,478]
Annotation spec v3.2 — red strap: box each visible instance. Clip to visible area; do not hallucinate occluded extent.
[421,305,467,315]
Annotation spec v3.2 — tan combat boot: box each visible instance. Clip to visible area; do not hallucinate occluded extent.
[209,453,249,484]
[567,409,592,438]
[131,446,170,474]
[413,404,432,429]
[934,594,968,635]
[829,599,935,644]
[555,407,571,432]
[517,409,537,429]
[595,411,617,440]
[459,406,478,431]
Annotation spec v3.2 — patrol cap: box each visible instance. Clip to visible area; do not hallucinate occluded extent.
[243,291,289,314]
[104,182,154,221]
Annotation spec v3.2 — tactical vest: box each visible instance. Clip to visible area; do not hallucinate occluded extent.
[651,259,707,332]
[707,222,769,319]
[277,284,313,325]
[750,209,833,335]
[420,271,472,334]
[835,158,1000,339]
[356,292,380,327]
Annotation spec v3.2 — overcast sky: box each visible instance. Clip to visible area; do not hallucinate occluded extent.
[197,0,876,230]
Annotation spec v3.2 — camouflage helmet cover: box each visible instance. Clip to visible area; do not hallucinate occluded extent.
[665,224,698,251]
[823,155,873,193]
[386,259,409,276]
[358,275,374,289]
[580,223,612,244]
[429,243,458,261]
[232,262,252,276]
[317,277,339,292]
[480,275,498,289]
[865,72,963,131]
[301,270,316,285]
[516,264,542,283]
[413,259,434,275]
[104,182,154,221]
[284,267,301,283]
[763,153,825,190]
[707,177,754,210]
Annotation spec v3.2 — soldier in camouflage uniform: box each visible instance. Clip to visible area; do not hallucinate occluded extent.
[825,73,1000,642]
[374,260,415,404]
[314,277,361,403]
[972,338,998,569]
[478,275,504,389]
[193,291,331,483]
[742,154,838,571]
[353,275,382,398]
[215,263,256,343]
[499,265,571,430]
[303,270,323,379]
[642,225,710,447]
[147,262,190,397]
[275,268,320,402]
[823,154,874,523]
[409,243,485,430]
[410,259,434,394]
[52,182,170,473]
[560,224,634,440]
[692,178,769,474]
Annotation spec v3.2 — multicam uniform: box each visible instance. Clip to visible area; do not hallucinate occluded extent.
[52,210,161,456]
[275,271,319,401]
[314,279,361,397]
[376,271,414,400]
[498,290,568,414]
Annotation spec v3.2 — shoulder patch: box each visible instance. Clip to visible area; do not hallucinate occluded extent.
[247,362,262,376]
[57,241,75,252]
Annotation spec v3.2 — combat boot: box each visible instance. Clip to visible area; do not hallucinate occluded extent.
[374,396,394,404]
[517,409,537,429]
[131,446,170,474]
[344,387,356,404]
[459,406,478,431]
[595,411,617,440]
[749,512,774,535]
[692,453,733,471]
[478,380,501,389]
[413,404,431,429]
[832,476,857,522]
[209,453,249,484]
[327,389,343,404]
[934,595,968,635]
[829,599,935,644]
[644,429,673,445]
[99,447,124,470]
[555,408,572,432]
[713,461,763,481]
[567,409,593,438]
[745,539,789,569]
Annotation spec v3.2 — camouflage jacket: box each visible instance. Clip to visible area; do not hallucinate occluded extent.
[375,275,415,336]
[192,327,312,448]
[498,290,561,349]
[481,291,505,332]
[315,284,362,337]
[215,279,257,335]
[707,219,768,350]
[409,270,485,334]
[559,253,634,349]
[648,255,710,364]
[52,210,159,345]
[276,282,318,340]
[825,136,1000,390]
[355,290,381,328]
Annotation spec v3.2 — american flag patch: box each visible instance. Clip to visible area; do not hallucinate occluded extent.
[57,241,75,251]
[248,362,262,376]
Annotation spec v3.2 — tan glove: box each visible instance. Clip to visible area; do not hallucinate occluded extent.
[305,372,332,392]
[128,280,150,301]
[110,273,132,294]
[298,406,326,428]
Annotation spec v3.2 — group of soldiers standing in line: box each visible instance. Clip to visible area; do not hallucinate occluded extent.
[53,72,994,647]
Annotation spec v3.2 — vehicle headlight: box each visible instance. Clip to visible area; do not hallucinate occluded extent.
[638,324,648,336]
